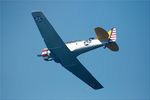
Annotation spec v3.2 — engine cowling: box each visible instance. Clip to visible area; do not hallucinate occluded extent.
[41,48,52,61]
[37,48,60,62]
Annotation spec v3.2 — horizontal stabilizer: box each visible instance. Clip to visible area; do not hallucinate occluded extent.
[106,42,119,51]
[95,27,109,41]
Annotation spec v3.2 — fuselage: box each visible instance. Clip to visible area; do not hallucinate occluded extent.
[40,38,107,61]
[66,38,104,56]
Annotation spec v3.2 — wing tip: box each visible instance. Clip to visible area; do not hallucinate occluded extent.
[31,11,43,15]
[93,85,104,90]
[89,82,104,90]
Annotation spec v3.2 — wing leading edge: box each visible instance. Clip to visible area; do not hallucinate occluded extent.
[32,11,103,89]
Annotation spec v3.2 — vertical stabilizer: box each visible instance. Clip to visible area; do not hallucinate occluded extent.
[108,27,117,42]
[107,27,119,51]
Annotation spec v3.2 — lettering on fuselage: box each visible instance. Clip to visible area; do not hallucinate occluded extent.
[84,39,92,46]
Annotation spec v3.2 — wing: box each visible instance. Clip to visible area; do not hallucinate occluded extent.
[64,58,104,90]
[32,11,103,89]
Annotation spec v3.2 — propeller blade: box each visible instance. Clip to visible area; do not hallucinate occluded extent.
[37,54,42,57]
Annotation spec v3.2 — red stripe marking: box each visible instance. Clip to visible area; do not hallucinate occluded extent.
[42,54,48,57]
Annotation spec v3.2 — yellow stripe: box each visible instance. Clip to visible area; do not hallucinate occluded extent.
[108,30,112,38]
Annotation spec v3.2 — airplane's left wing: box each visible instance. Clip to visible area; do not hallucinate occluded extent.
[32,11,103,89]
[63,58,104,90]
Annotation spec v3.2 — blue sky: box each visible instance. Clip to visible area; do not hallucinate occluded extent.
[1,0,150,100]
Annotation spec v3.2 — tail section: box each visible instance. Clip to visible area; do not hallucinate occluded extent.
[95,27,119,51]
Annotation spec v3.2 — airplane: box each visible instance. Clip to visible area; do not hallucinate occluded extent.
[32,11,119,90]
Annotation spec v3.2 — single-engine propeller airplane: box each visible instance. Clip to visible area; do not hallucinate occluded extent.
[32,11,119,90]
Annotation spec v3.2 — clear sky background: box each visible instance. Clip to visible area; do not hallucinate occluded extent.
[1,0,150,100]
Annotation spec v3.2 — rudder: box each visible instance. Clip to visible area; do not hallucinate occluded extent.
[107,27,119,51]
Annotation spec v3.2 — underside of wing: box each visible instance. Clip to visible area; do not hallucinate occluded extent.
[32,11,103,89]
[32,12,65,49]
[63,58,104,90]
[32,11,74,65]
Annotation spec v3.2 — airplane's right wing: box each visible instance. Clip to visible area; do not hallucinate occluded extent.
[32,11,103,90]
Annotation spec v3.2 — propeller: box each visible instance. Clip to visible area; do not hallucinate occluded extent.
[37,54,42,57]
